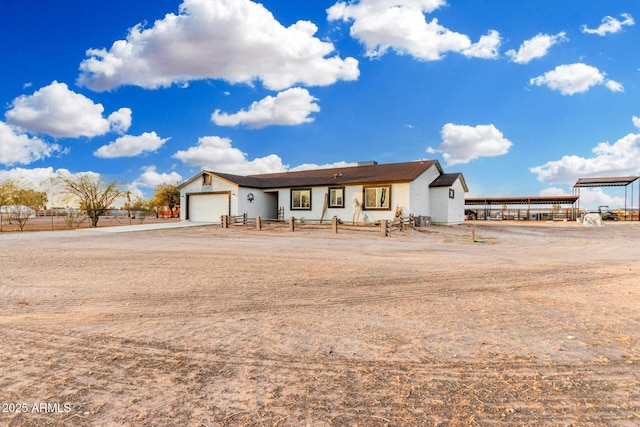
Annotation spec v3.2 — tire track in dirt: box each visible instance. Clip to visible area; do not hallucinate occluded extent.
[4,268,622,307]
[2,268,631,338]
[3,326,639,426]
[3,223,639,425]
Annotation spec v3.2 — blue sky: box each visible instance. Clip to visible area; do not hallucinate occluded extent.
[1,0,639,208]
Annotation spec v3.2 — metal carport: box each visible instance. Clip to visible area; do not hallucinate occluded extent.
[573,176,640,221]
[465,195,580,221]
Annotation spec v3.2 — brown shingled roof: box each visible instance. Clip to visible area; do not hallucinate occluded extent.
[210,160,441,189]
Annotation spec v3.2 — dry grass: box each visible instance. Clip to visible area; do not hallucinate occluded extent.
[0,215,179,232]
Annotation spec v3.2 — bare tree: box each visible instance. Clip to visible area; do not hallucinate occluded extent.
[57,174,122,228]
[123,195,153,224]
[60,208,86,229]
[10,188,48,231]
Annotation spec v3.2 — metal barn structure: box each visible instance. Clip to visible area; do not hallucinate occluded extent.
[573,176,640,221]
[465,195,580,221]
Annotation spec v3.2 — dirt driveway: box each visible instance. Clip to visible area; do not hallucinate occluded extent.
[1,221,639,426]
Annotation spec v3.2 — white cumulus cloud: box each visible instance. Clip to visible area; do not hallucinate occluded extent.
[0,166,172,208]
[173,136,358,177]
[574,188,625,210]
[77,0,359,91]
[0,167,58,191]
[605,80,624,93]
[539,187,568,197]
[581,13,634,36]
[506,32,567,64]
[5,81,130,138]
[530,123,640,184]
[290,161,358,171]
[0,122,60,166]
[173,136,288,175]
[94,132,169,158]
[462,30,502,59]
[0,167,102,207]
[539,186,625,210]
[212,88,320,128]
[133,166,182,188]
[427,123,512,165]
[327,0,500,60]
[530,63,622,95]
[108,108,133,134]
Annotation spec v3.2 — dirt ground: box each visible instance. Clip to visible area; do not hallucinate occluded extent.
[1,220,639,426]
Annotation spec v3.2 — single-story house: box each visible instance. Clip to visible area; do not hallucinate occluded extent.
[177,160,468,225]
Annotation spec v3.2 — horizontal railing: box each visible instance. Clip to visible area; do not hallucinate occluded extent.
[220,214,427,236]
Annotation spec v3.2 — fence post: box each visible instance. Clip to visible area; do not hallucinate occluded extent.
[256,216,262,231]
[243,213,247,225]
[221,215,229,228]
[289,216,295,232]
[331,216,338,234]
[381,220,388,237]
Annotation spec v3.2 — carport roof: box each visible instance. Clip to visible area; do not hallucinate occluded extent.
[573,176,639,188]
[465,195,579,206]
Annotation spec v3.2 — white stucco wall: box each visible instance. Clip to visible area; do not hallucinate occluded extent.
[236,188,278,219]
[276,187,345,222]
[429,178,466,225]
[179,174,237,220]
[273,184,411,223]
[448,178,467,224]
[408,166,442,217]
[429,187,447,224]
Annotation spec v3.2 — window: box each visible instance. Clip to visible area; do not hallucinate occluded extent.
[449,188,455,199]
[291,188,311,210]
[329,187,344,208]
[202,174,212,186]
[363,186,391,210]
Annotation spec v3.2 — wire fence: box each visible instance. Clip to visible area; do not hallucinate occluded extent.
[0,210,179,232]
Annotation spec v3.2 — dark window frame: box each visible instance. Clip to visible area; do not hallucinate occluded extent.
[328,187,345,208]
[362,185,392,211]
[449,188,455,199]
[290,188,312,210]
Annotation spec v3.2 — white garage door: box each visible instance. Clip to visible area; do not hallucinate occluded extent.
[188,193,229,222]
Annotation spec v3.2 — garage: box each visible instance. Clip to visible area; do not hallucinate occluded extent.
[187,192,229,222]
